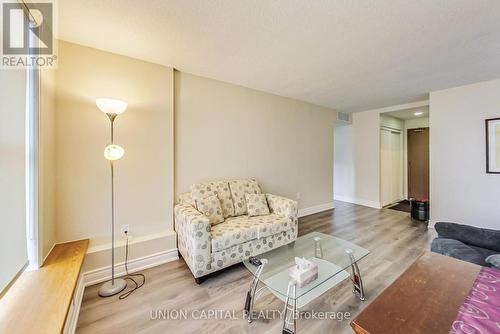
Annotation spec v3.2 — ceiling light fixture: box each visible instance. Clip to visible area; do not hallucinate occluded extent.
[414,112,423,116]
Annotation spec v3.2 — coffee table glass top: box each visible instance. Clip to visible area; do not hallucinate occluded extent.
[243,232,369,299]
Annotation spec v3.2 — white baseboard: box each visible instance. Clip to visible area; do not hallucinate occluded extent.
[83,248,179,286]
[333,195,381,209]
[298,202,335,217]
[65,248,178,334]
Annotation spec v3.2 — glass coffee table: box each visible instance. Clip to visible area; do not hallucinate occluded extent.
[243,232,369,334]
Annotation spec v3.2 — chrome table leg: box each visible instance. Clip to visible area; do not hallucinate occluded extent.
[282,280,297,334]
[244,259,267,323]
[346,249,365,301]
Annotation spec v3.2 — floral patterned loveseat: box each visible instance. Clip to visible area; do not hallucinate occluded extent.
[175,178,298,283]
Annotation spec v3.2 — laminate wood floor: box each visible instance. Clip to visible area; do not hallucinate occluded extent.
[77,201,435,334]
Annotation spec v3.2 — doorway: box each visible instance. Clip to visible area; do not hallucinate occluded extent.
[407,127,429,199]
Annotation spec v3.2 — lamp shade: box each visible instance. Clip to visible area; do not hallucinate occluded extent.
[104,144,125,160]
[96,98,127,115]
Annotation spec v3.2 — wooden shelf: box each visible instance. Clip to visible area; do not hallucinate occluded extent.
[0,239,89,334]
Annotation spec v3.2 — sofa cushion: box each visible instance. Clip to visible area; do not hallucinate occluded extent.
[252,214,292,239]
[195,194,225,226]
[431,237,497,266]
[210,214,292,252]
[210,216,259,252]
[210,230,296,275]
[245,193,270,217]
[229,178,262,216]
[486,254,500,269]
[435,222,500,252]
[191,180,235,218]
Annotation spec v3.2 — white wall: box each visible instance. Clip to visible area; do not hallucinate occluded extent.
[54,41,176,272]
[334,110,381,208]
[430,79,500,229]
[44,43,340,274]
[334,125,355,205]
[0,70,28,292]
[175,71,337,213]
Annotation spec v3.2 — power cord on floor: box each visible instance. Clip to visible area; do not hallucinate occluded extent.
[119,231,146,299]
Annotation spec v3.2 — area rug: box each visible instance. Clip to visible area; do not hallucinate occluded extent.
[387,200,411,213]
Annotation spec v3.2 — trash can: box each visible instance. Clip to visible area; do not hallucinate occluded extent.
[411,198,429,222]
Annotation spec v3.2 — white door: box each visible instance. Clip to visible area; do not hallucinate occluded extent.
[380,128,403,206]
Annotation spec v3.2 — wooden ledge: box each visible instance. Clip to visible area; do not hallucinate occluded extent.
[0,239,89,334]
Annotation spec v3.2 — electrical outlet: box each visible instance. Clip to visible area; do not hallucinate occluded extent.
[121,224,130,235]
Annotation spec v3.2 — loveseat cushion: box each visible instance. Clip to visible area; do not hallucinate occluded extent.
[210,216,258,252]
[252,214,292,239]
[245,193,270,217]
[229,178,262,216]
[195,194,225,226]
[210,214,292,252]
[191,180,235,218]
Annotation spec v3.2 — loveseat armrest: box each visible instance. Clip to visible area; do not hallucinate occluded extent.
[266,194,298,223]
[174,204,212,276]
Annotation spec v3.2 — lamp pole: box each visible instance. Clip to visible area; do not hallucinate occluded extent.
[108,113,116,286]
[97,99,127,297]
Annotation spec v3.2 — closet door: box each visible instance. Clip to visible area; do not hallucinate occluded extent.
[390,130,403,202]
[380,128,403,206]
[380,129,393,207]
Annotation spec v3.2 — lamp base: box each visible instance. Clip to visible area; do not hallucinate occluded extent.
[98,278,127,297]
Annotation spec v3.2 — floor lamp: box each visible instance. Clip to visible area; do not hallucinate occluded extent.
[96,98,128,297]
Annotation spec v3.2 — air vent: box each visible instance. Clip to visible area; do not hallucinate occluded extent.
[337,112,350,122]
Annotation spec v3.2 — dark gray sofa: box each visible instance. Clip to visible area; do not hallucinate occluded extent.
[431,222,500,267]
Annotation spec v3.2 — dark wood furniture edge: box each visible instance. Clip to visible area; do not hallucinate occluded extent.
[350,251,481,334]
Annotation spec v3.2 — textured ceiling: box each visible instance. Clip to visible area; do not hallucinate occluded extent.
[384,107,429,120]
[58,0,500,112]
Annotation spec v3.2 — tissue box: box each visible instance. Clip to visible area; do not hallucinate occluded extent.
[288,259,318,288]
